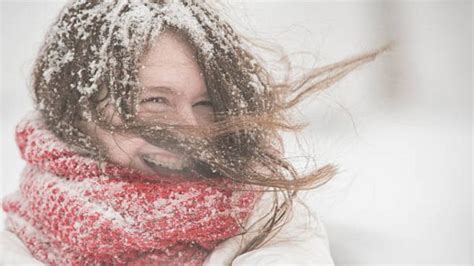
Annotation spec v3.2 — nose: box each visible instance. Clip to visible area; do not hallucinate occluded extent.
[176,105,198,126]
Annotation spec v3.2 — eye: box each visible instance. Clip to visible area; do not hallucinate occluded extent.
[193,100,213,107]
[140,97,170,105]
[139,96,173,114]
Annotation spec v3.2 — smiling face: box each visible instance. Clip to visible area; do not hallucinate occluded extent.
[79,31,214,179]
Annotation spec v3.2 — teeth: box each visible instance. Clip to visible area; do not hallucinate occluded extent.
[143,155,187,171]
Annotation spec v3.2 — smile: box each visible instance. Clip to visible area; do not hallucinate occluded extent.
[142,154,191,177]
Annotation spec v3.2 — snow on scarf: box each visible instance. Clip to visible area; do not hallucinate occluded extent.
[2,112,259,265]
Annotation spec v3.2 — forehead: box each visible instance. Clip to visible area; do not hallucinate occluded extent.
[138,31,207,97]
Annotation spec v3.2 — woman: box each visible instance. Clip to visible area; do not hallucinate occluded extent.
[1,0,390,264]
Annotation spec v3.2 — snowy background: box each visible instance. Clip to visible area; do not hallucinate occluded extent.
[1,0,472,265]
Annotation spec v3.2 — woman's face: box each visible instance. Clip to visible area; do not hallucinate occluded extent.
[81,31,213,179]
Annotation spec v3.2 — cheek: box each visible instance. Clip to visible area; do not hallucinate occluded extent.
[194,107,215,125]
[91,102,146,164]
[96,130,147,166]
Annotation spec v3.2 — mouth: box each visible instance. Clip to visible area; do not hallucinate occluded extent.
[140,151,224,181]
[142,154,193,178]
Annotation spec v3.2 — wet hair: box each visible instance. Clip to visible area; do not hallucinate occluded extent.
[32,0,392,257]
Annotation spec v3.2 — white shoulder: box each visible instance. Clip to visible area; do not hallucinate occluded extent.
[0,230,44,265]
[203,193,335,266]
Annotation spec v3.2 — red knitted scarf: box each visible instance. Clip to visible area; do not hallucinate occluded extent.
[2,113,259,265]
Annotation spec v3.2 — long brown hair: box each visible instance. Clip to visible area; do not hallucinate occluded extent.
[32,0,392,257]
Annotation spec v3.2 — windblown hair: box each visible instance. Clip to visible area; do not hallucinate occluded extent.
[32,0,391,256]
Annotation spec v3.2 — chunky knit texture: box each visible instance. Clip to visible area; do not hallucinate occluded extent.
[2,112,259,265]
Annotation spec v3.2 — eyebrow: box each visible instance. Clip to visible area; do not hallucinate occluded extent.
[143,86,177,95]
[142,86,210,98]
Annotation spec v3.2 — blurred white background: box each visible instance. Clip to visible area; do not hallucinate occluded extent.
[1,0,472,265]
